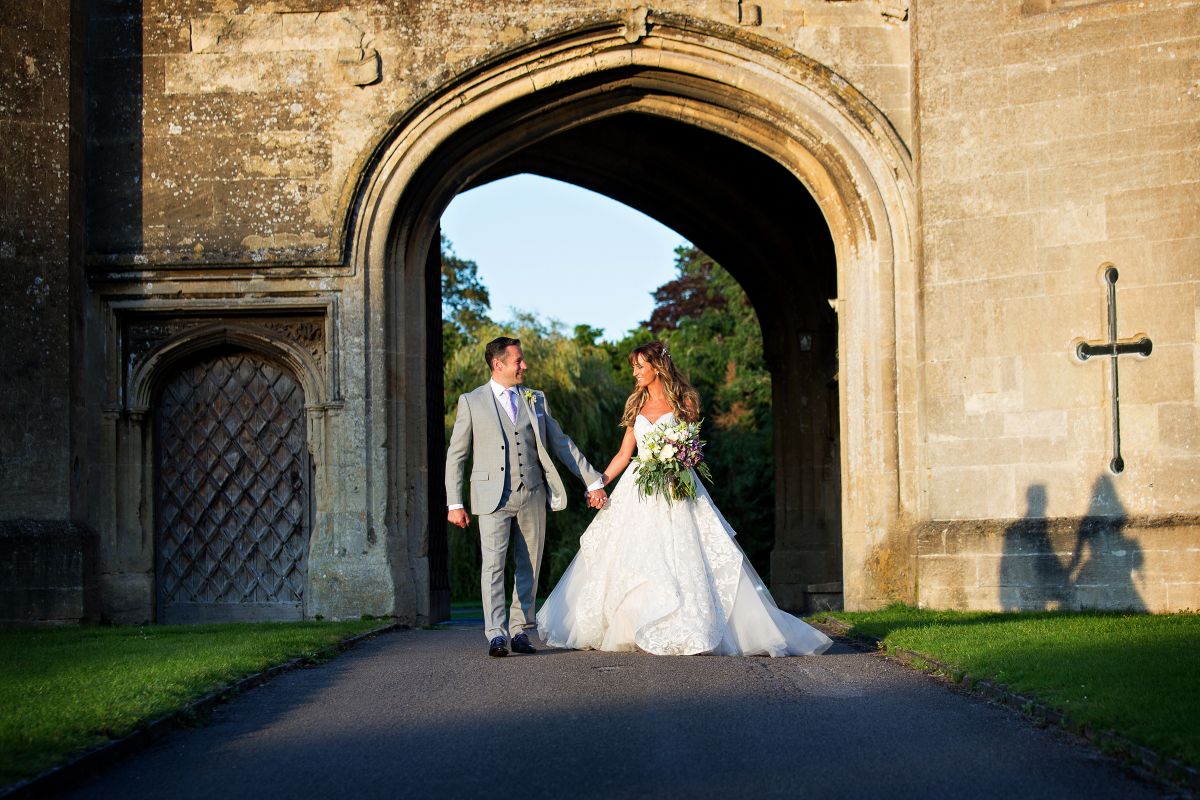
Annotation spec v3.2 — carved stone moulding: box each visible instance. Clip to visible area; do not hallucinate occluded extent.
[105,300,342,414]
[126,315,322,376]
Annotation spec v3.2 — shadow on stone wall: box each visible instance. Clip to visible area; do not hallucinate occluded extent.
[86,0,142,254]
[0,520,99,627]
[1000,476,1145,611]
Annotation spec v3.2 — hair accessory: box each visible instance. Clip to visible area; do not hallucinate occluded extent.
[661,344,671,360]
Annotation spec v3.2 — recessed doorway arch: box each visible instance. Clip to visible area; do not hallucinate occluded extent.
[348,15,919,620]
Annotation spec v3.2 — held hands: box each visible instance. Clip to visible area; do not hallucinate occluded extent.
[586,487,608,510]
[447,508,470,529]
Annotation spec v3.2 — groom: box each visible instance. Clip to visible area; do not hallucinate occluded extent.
[446,336,608,657]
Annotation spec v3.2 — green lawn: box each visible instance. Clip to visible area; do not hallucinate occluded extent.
[819,606,1199,768]
[449,601,484,621]
[0,620,388,788]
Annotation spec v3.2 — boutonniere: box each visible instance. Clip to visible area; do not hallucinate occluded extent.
[522,389,536,404]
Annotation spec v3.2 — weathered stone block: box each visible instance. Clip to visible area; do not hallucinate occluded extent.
[1004,408,1069,439]
[926,215,1037,285]
[1159,404,1200,452]
[917,553,974,592]
[1106,182,1200,241]
[1166,581,1200,610]
[143,175,215,226]
[1115,284,1194,345]
[1006,60,1081,104]
[166,51,326,94]
[928,437,1020,468]
[1036,202,1107,248]
[1122,344,1193,405]
[0,521,100,627]
[99,572,154,625]
[929,466,1016,521]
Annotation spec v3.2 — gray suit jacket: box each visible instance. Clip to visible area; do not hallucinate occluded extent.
[445,384,603,515]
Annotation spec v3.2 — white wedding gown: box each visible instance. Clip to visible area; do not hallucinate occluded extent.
[536,412,833,657]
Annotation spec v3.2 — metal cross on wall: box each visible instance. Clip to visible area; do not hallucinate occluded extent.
[1073,264,1152,474]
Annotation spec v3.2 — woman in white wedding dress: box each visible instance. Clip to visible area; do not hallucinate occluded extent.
[536,341,832,657]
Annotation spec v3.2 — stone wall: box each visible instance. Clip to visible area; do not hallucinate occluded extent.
[913,0,1199,609]
[0,0,75,519]
[5,0,1195,623]
[917,511,1200,612]
[77,0,915,623]
[0,520,99,626]
[90,0,912,265]
[916,0,1199,519]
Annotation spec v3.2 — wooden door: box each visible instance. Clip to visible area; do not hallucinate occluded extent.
[155,350,310,623]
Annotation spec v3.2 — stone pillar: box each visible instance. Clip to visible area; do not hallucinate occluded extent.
[0,0,96,626]
[0,0,74,519]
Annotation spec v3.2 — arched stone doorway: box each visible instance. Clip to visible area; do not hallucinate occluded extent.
[349,15,918,619]
[98,321,333,624]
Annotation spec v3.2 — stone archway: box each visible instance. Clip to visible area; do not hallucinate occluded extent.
[348,14,918,620]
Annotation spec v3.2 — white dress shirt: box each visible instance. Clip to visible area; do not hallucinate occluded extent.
[447,381,604,510]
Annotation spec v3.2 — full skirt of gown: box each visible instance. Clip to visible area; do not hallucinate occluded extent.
[536,443,832,657]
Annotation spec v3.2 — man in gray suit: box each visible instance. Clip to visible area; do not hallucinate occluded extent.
[446,336,608,657]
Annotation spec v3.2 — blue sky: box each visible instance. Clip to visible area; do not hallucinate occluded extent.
[440,174,686,340]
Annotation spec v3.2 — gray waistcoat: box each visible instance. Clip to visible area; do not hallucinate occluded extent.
[494,392,545,493]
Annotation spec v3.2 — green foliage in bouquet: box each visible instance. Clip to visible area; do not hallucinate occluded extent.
[631,419,714,503]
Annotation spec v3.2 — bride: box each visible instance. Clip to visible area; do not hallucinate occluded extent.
[536,341,832,657]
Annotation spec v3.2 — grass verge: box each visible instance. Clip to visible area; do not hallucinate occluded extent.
[816,605,1199,770]
[1,619,389,787]
[449,602,484,621]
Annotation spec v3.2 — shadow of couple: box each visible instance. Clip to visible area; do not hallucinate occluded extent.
[1000,475,1146,611]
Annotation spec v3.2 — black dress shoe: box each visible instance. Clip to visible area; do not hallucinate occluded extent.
[510,633,537,654]
[488,636,508,657]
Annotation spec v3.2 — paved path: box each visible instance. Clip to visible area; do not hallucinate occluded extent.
[66,626,1165,799]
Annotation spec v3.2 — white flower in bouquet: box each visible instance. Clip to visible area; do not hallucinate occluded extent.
[631,418,713,503]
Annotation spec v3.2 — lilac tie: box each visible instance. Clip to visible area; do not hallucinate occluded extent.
[506,389,518,424]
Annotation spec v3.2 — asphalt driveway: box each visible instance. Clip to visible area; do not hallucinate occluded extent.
[63,626,1166,799]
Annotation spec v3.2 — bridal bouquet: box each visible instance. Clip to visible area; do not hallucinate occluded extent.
[632,419,713,503]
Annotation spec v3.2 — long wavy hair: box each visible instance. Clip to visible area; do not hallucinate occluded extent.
[619,341,702,427]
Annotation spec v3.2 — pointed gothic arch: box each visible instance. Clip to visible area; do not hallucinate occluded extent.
[344,13,920,619]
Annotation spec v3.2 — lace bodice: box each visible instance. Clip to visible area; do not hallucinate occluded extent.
[634,411,675,455]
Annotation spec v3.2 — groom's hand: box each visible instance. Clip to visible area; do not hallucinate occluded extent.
[447,509,470,529]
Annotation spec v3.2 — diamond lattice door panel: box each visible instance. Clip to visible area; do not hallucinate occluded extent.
[155,351,310,623]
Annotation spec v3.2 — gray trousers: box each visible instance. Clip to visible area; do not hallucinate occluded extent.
[478,482,547,641]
